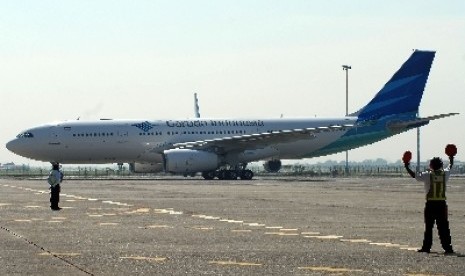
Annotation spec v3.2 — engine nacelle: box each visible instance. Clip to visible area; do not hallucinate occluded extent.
[129,162,164,173]
[164,149,219,174]
[263,159,282,172]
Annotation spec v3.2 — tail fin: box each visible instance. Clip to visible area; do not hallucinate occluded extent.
[354,50,436,120]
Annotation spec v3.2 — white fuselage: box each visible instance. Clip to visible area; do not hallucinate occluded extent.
[7,117,356,165]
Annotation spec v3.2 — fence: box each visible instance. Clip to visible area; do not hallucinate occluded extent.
[1,163,464,179]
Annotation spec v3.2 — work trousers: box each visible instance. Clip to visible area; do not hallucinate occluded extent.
[421,200,453,251]
[50,184,61,209]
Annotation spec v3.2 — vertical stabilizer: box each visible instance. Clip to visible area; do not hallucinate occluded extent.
[194,93,201,118]
[355,50,435,120]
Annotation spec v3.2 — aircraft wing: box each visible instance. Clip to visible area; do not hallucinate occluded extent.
[173,124,353,153]
[387,113,459,132]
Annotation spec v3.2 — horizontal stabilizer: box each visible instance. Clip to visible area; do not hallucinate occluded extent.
[387,112,459,131]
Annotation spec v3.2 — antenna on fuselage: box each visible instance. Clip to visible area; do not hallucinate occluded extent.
[194,93,201,118]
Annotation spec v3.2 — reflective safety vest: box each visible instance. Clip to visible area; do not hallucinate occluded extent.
[427,171,446,201]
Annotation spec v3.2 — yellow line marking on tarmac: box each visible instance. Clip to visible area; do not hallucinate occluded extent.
[87,213,116,216]
[265,226,283,229]
[193,227,214,230]
[46,221,63,223]
[120,256,166,262]
[192,214,205,218]
[265,232,300,236]
[401,247,420,251]
[39,252,81,257]
[139,225,173,229]
[279,228,298,231]
[340,238,372,243]
[89,207,129,211]
[14,219,32,222]
[298,266,364,273]
[369,242,398,247]
[125,208,150,214]
[154,208,183,214]
[304,235,343,239]
[193,214,220,220]
[24,205,42,208]
[244,223,265,227]
[102,201,132,207]
[384,243,403,247]
[0,203,13,206]
[232,229,252,233]
[209,260,262,266]
[51,217,66,220]
[99,222,119,226]
[301,231,320,235]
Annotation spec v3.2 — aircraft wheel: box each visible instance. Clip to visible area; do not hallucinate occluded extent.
[240,169,254,180]
[228,170,238,180]
[217,170,227,180]
[202,171,216,180]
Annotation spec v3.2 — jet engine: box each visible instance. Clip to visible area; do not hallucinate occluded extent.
[263,159,282,172]
[129,162,164,173]
[164,149,219,174]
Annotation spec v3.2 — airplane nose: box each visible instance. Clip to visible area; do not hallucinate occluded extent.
[6,139,19,154]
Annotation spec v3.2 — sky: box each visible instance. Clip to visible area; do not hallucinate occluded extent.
[1,1,464,166]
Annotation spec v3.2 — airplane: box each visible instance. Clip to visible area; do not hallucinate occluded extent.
[6,50,458,180]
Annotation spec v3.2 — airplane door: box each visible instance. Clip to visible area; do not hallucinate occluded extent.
[117,129,129,143]
[49,127,61,145]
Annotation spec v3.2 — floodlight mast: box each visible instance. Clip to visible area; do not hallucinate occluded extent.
[342,65,351,175]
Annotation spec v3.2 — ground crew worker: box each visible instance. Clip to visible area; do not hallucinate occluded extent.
[403,146,455,254]
[48,163,63,211]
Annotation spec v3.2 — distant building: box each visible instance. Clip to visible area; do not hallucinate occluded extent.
[0,162,18,170]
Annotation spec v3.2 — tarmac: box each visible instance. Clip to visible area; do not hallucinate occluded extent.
[0,176,464,276]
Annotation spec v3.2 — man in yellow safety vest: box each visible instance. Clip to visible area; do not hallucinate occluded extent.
[404,150,454,254]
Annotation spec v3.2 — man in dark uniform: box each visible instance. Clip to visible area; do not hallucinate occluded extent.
[48,163,63,211]
[403,146,455,254]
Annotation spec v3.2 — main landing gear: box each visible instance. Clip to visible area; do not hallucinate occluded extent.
[202,168,254,180]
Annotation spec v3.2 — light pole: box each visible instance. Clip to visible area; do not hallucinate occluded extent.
[342,65,351,176]
[416,112,421,174]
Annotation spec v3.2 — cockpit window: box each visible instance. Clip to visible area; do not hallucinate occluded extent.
[16,132,34,138]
